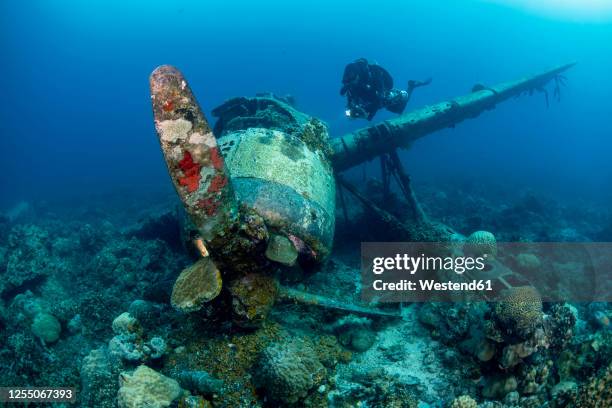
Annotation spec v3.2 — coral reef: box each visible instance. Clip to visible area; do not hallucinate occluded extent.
[80,347,120,408]
[171,258,223,312]
[464,230,497,257]
[109,334,147,362]
[547,303,577,351]
[253,337,326,404]
[117,365,183,408]
[2,224,53,297]
[328,304,467,405]
[108,310,169,363]
[127,210,183,251]
[330,315,377,352]
[419,302,487,345]
[31,312,62,344]
[413,276,604,406]
[451,395,478,408]
[227,273,277,328]
[0,182,609,408]
[493,286,543,341]
[515,252,541,272]
[332,366,419,408]
[572,362,612,407]
[112,312,139,335]
[175,370,223,395]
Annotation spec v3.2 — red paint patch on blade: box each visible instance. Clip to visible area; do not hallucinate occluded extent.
[208,174,228,193]
[162,100,174,112]
[209,147,224,170]
[178,151,201,193]
[197,198,221,216]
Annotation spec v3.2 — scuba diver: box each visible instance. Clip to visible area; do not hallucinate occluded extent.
[340,58,432,120]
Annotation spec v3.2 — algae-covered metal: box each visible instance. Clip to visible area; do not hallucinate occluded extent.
[151,68,335,266]
[150,66,237,242]
[212,97,336,259]
[149,63,575,321]
[150,68,338,322]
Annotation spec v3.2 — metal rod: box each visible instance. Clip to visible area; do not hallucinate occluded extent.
[380,155,391,203]
[388,150,427,223]
[337,181,349,226]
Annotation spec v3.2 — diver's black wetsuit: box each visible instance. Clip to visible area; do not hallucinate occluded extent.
[341,58,431,120]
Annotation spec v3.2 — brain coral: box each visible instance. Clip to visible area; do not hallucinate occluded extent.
[451,395,478,408]
[253,338,325,404]
[494,286,543,340]
[464,230,497,257]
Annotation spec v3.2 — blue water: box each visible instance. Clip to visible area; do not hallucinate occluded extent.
[1,0,611,208]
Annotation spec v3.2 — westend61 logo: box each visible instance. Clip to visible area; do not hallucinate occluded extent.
[371,253,487,275]
[361,242,612,303]
[369,252,493,295]
[363,243,495,299]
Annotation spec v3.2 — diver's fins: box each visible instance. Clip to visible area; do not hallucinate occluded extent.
[407,77,432,92]
[150,65,237,242]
